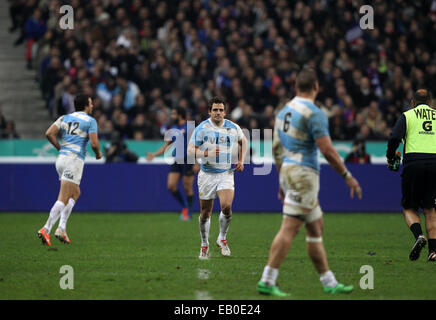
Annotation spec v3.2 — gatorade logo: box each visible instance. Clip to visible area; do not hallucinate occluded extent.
[419,121,434,135]
[422,121,433,132]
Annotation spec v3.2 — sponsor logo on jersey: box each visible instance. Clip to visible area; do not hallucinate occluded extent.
[63,171,74,180]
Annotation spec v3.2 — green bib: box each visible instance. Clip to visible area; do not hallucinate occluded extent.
[403,104,436,154]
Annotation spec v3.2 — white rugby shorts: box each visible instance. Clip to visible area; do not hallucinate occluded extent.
[197,169,234,200]
[279,164,322,223]
[56,155,84,185]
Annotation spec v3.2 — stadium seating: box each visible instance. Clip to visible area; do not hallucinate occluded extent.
[6,0,436,143]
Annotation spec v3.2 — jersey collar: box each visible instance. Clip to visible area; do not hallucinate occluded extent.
[208,118,225,128]
[415,104,431,109]
[295,96,314,103]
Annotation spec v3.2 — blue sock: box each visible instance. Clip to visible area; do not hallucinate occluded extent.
[187,195,194,212]
[171,190,187,208]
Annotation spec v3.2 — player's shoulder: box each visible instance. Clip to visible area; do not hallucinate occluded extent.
[55,115,66,122]
[196,119,211,130]
[223,119,240,130]
[53,115,65,128]
[277,102,291,118]
[70,111,95,122]
[311,105,327,121]
[291,97,325,119]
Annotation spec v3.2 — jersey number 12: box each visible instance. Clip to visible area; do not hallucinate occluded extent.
[67,121,79,135]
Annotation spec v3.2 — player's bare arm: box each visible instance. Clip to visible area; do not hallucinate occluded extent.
[273,142,285,203]
[272,128,284,174]
[235,134,248,172]
[146,140,171,161]
[272,127,285,202]
[89,132,102,159]
[316,136,362,199]
[45,122,61,151]
[187,143,220,160]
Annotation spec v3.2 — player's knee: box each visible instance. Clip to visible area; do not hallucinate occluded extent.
[200,210,211,221]
[221,205,232,217]
[167,185,177,193]
[306,222,323,238]
[183,184,193,195]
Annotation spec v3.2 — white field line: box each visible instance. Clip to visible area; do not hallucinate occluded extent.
[196,268,213,300]
[197,268,210,280]
[195,290,213,300]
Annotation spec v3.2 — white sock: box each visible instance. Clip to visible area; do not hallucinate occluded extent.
[218,211,231,241]
[44,200,65,233]
[59,198,75,230]
[320,270,338,288]
[261,265,279,286]
[199,215,211,247]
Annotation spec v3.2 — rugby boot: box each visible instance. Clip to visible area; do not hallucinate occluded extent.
[257,281,290,297]
[324,283,354,294]
[55,228,71,244]
[216,239,231,256]
[409,235,427,261]
[37,228,51,246]
[199,246,210,260]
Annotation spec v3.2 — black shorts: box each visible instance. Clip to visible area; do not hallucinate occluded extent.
[401,163,436,209]
[169,163,194,176]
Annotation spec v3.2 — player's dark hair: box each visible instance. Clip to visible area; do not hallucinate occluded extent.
[412,89,432,106]
[208,96,227,111]
[296,68,318,93]
[74,94,91,111]
[174,106,187,120]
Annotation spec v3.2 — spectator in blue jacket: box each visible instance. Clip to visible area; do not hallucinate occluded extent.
[24,8,46,69]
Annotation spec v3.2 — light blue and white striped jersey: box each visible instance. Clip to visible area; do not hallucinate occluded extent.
[189,118,244,173]
[54,112,98,160]
[274,96,329,172]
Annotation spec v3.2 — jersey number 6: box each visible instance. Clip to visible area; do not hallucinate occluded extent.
[283,112,292,132]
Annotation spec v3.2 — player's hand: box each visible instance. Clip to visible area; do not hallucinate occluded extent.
[234,160,244,172]
[146,153,155,161]
[213,146,220,157]
[96,150,103,160]
[345,176,362,199]
[205,147,220,158]
[278,187,284,204]
[387,151,401,171]
[193,164,200,174]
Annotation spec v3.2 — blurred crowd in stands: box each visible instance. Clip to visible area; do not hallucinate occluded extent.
[5,0,436,142]
[0,104,20,139]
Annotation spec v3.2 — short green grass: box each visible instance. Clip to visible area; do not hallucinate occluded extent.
[0,212,433,300]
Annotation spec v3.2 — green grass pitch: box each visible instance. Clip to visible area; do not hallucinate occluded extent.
[0,212,433,300]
